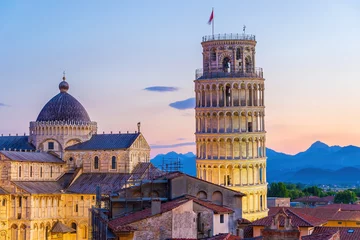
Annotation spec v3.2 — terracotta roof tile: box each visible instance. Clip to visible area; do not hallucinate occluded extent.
[311,227,360,240]
[301,230,339,240]
[252,208,325,227]
[318,204,360,211]
[108,198,191,232]
[186,196,233,214]
[330,211,360,221]
[268,207,339,221]
[205,233,241,240]
[154,171,245,196]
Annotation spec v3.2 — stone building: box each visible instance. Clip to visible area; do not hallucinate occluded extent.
[0,75,152,240]
[91,171,246,239]
[194,33,267,221]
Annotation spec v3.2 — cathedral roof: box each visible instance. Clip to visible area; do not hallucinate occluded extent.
[0,151,64,163]
[66,133,140,151]
[51,221,76,233]
[36,77,91,122]
[0,136,35,151]
[12,181,63,194]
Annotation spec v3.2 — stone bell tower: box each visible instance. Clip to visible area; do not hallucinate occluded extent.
[194,33,268,221]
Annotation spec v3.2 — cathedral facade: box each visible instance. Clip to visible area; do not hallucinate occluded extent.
[195,33,268,221]
[0,76,151,240]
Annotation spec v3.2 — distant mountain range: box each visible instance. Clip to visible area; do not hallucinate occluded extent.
[150,141,360,184]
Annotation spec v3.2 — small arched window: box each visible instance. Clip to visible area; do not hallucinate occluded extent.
[71,223,77,232]
[94,157,99,169]
[211,49,216,61]
[236,48,241,60]
[2,199,6,206]
[75,204,78,212]
[40,167,43,178]
[111,156,116,169]
[50,166,53,177]
[30,166,33,177]
[18,166,21,178]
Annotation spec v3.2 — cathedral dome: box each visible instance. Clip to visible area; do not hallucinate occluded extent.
[36,77,91,122]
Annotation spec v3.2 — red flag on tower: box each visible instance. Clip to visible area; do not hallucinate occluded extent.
[208,9,214,25]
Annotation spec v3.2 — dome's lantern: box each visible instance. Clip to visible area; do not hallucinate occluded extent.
[36,74,91,122]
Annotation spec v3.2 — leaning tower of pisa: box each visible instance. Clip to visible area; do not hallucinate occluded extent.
[195,33,268,221]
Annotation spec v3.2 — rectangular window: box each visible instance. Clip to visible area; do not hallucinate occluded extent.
[220,214,224,223]
[19,197,22,207]
[30,166,33,177]
[75,204,79,212]
[338,222,342,224]
[48,142,54,150]
[50,166,53,177]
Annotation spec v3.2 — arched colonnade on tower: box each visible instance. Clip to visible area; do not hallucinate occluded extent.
[196,136,266,160]
[195,82,265,108]
[197,162,266,187]
[195,110,265,134]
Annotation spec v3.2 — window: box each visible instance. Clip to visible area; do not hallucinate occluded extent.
[2,199,6,206]
[30,166,33,177]
[19,197,22,207]
[260,195,263,209]
[71,223,77,232]
[50,166,53,177]
[236,48,241,60]
[338,222,342,224]
[75,204,79,212]
[40,167,43,178]
[94,157,99,169]
[220,214,224,223]
[211,49,216,61]
[81,196,84,200]
[18,166,21,178]
[69,157,73,162]
[48,142,54,150]
[111,156,116,169]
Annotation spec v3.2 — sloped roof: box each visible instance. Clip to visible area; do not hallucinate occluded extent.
[0,136,35,151]
[109,198,190,232]
[0,151,64,163]
[129,162,164,181]
[301,230,339,240]
[12,181,63,194]
[268,207,339,221]
[66,133,140,150]
[154,171,245,196]
[330,211,360,221]
[310,227,360,240]
[206,233,241,240]
[0,187,8,194]
[318,203,360,211]
[187,196,233,214]
[252,208,325,227]
[66,173,130,194]
[51,221,76,233]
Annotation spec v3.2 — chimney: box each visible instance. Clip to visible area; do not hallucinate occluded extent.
[151,198,161,216]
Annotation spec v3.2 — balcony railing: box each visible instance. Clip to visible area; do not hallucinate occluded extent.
[195,67,263,79]
[202,33,256,42]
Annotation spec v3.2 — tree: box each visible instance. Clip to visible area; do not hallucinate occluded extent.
[334,190,357,204]
[268,182,289,197]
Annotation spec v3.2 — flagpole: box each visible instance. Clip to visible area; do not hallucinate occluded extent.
[212,7,214,36]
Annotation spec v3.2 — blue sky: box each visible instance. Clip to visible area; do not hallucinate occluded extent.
[1,1,360,156]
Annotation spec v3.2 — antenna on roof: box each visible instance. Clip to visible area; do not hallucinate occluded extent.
[137,122,141,133]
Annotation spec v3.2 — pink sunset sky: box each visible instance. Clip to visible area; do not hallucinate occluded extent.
[1,1,360,158]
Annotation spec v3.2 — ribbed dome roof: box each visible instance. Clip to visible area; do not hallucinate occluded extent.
[36,76,91,122]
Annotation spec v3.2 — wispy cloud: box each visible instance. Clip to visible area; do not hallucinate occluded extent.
[169,98,195,110]
[144,86,179,92]
[150,142,195,149]
[0,103,9,107]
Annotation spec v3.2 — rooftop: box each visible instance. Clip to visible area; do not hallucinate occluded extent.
[0,151,64,163]
[0,136,35,151]
[252,208,326,227]
[309,227,360,240]
[108,198,191,232]
[12,181,64,194]
[66,133,140,151]
[202,33,256,43]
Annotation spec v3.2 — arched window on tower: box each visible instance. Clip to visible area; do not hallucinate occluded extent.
[18,166,21,178]
[259,168,263,183]
[211,49,216,62]
[71,223,77,233]
[94,157,99,169]
[245,56,252,73]
[30,166,33,177]
[236,48,241,60]
[111,156,116,169]
[40,167,43,178]
[222,57,231,73]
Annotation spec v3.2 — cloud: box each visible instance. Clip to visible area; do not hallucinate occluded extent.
[0,103,9,107]
[150,142,196,149]
[144,86,179,92]
[177,138,186,141]
[169,98,195,110]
